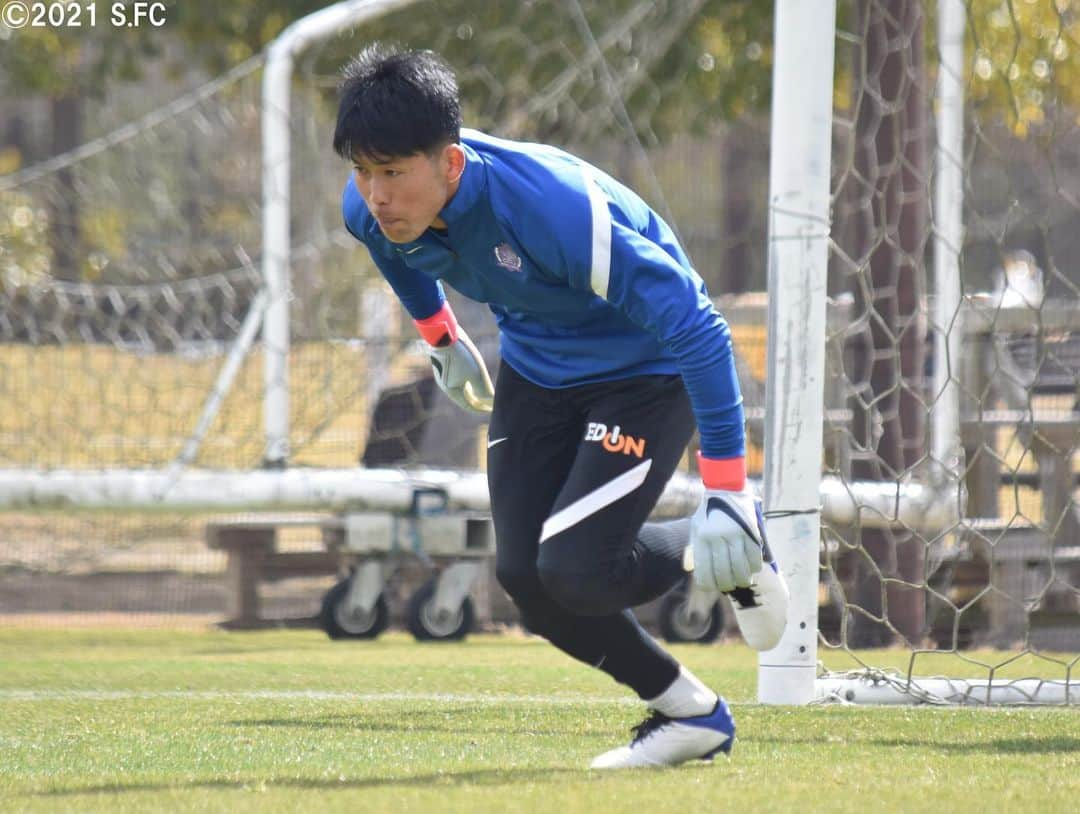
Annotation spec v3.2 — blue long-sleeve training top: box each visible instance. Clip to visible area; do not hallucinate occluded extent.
[342,129,745,459]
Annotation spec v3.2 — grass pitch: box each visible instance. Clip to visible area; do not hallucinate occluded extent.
[0,629,1076,813]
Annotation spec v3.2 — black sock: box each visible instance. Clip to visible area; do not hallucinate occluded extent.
[626,518,690,606]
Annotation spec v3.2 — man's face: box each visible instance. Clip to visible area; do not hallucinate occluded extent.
[352,145,462,243]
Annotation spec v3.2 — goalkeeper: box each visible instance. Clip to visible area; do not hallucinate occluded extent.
[335,44,787,769]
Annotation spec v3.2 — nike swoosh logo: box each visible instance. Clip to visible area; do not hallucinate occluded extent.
[707,497,760,543]
[401,246,423,255]
[706,498,773,560]
[487,437,508,449]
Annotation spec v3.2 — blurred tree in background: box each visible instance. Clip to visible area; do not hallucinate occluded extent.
[0,1,327,280]
[1,0,1078,292]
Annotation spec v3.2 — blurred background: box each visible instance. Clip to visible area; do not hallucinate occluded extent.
[0,1,1076,662]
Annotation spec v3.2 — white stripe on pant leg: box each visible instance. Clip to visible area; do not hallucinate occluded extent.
[539,458,652,543]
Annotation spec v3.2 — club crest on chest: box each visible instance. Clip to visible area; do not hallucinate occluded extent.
[493,242,523,272]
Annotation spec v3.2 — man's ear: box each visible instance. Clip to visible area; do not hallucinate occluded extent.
[444,143,466,184]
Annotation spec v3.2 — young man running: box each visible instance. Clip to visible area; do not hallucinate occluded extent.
[334,44,787,769]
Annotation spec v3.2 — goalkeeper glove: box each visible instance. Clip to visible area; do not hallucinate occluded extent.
[414,302,494,414]
[687,452,788,650]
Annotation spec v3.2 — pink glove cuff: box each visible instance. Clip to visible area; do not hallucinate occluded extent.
[413,302,459,348]
[697,452,746,491]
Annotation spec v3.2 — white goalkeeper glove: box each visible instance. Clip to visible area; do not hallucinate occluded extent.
[414,302,494,414]
[686,452,788,651]
[690,486,764,594]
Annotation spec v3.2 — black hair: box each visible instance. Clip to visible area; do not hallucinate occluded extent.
[333,43,461,161]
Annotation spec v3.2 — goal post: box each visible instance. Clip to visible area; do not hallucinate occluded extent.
[758,0,837,705]
[929,0,966,485]
[261,0,421,467]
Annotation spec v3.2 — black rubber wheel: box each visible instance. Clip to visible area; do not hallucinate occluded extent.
[658,580,723,644]
[406,577,474,641]
[320,577,389,640]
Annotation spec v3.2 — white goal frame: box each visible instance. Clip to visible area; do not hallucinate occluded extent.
[757,0,838,705]
[261,0,420,466]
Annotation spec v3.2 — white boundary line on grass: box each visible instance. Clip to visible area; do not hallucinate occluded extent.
[3,690,1074,711]
[0,690,639,705]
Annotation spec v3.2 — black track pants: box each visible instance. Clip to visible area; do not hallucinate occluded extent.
[486,363,696,699]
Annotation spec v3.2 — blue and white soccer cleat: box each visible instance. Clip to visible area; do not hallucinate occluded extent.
[686,498,790,652]
[687,488,790,651]
[724,549,789,652]
[716,501,789,651]
[589,699,735,769]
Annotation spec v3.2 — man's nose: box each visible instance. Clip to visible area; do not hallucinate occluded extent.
[368,176,391,206]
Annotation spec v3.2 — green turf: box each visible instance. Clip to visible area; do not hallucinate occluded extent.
[0,629,1076,813]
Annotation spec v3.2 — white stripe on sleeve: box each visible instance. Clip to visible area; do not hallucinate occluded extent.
[539,458,652,543]
[581,165,613,299]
